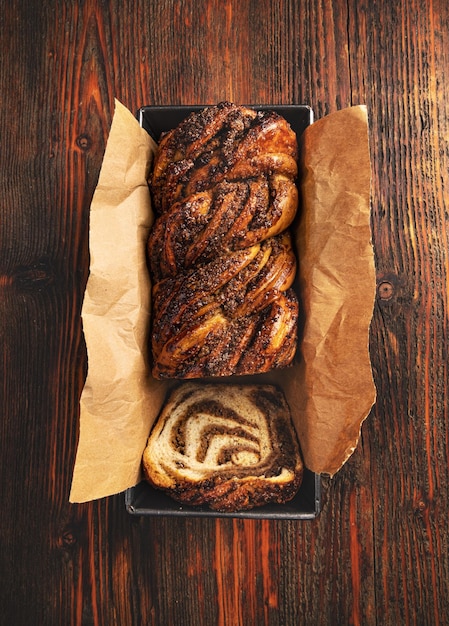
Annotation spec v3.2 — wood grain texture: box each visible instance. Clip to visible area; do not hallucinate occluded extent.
[1,1,449,624]
[366,2,449,623]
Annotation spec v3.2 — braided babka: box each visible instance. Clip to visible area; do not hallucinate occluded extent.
[148,102,300,379]
[142,383,303,512]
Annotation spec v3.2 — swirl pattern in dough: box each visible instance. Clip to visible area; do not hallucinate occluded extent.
[142,383,303,512]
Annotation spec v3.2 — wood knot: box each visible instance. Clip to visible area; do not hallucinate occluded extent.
[61,529,77,547]
[413,492,432,519]
[76,134,92,151]
[378,281,394,300]
[13,260,55,290]
[55,525,80,553]
[376,272,401,303]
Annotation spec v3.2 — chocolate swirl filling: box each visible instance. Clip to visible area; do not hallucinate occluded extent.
[142,383,303,512]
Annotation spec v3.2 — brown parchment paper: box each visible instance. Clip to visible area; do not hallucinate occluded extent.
[69,100,166,502]
[291,105,376,475]
[70,101,376,502]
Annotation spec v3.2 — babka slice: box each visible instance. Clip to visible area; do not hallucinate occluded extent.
[142,383,303,512]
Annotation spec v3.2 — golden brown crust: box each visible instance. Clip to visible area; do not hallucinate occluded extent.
[142,383,303,512]
[147,102,300,379]
[148,175,298,281]
[150,102,298,214]
[151,233,298,379]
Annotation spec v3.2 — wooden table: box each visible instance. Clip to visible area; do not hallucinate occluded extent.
[2,1,448,624]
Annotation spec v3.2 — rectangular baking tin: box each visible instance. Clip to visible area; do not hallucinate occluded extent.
[125,104,321,520]
[126,469,321,520]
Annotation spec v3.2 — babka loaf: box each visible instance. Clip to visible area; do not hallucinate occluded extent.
[142,383,303,512]
[148,102,300,379]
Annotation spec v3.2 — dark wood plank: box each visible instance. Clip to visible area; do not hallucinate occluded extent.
[1,1,449,625]
[366,2,449,623]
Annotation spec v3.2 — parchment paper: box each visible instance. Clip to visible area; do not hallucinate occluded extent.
[289,105,376,476]
[70,100,166,502]
[70,100,376,502]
